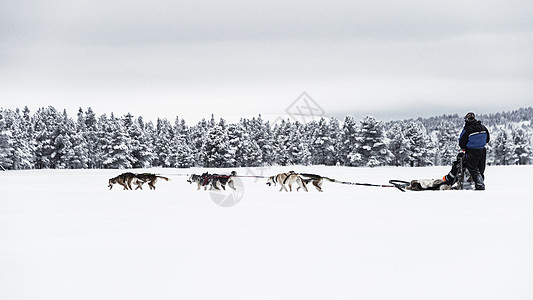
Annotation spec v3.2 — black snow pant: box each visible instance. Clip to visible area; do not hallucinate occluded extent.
[444,152,464,184]
[465,148,487,190]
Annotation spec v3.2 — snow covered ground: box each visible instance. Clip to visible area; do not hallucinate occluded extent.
[1,165,532,300]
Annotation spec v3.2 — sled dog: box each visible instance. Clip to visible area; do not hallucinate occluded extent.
[188,172,237,191]
[187,174,205,190]
[109,173,169,190]
[295,173,336,192]
[266,171,308,192]
[108,172,137,190]
[210,171,237,191]
[134,173,170,190]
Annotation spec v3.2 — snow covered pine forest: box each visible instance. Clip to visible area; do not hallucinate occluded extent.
[0,106,532,170]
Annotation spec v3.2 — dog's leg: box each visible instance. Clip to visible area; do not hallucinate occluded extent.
[126,178,133,190]
[298,178,308,192]
[228,180,236,190]
[314,180,322,192]
[150,178,158,190]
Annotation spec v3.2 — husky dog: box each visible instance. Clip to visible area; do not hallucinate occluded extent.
[187,174,204,190]
[209,171,237,191]
[295,173,336,192]
[108,172,137,190]
[266,171,308,192]
[188,171,237,191]
[134,173,170,190]
[188,173,216,190]
[109,173,169,190]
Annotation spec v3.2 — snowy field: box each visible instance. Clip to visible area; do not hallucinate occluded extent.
[1,165,532,300]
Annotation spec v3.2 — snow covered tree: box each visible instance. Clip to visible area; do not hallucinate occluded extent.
[338,116,358,166]
[241,116,270,166]
[124,115,154,168]
[288,121,311,165]
[402,121,434,167]
[512,128,532,165]
[434,120,460,166]
[386,121,409,167]
[349,116,390,167]
[272,120,292,165]
[0,112,13,170]
[10,107,35,170]
[100,114,134,169]
[491,129,514,165]
[226,120,262,167]
[189,118,209,167]
[309,118,337,165]
[171,117,194,168]
[51,110,88,169]
[80,107,100,169]
[33,107,64,169]
[202,118,232,167]
[153,118,175,167]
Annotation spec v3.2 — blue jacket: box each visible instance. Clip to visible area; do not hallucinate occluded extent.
[459,120,490,150]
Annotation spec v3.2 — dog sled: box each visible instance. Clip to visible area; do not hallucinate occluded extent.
[389,153,474,191]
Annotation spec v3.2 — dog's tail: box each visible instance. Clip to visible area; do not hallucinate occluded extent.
[323,177,337,183]
[298,173,338,183]
[157,176,170,181]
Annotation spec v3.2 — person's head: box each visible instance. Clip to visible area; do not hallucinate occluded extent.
[464,112,476,123]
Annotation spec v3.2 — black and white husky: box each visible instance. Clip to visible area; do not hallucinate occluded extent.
[188,171,237,191]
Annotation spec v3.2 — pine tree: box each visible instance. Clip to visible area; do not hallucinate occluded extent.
[0,111,13,170]
[489,128,515,165]
[403,121,434,167]
[288,121,311,165]
[349,116,390,167]
[101,114,134,169]
[435,120,460,166]
[10,108,35,170]
[189,118,209,167]
[33,107,64,169]
[202,118,231,167]
[338,116,358,166]
[386,121,409,167]
[82,107,100,169]
[153,118,175,167]
[272,120,292,165]
[309,118,337,165]
[170,117,194,168]
[512,128,531,165]
[125,115,154,168]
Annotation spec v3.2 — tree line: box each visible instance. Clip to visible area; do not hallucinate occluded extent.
[0,106,531,170]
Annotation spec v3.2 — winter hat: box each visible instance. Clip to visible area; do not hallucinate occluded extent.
[464,112,476,122]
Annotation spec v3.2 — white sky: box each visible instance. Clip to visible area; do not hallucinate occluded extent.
[1,0,532,123]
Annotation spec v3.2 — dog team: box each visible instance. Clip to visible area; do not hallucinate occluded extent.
[109,170,334,192]
[108,172,170,190]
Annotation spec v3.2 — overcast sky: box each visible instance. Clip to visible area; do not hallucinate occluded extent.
[1,0,532,123]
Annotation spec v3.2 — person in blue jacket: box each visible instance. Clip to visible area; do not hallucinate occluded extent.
[458,112,490,190]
